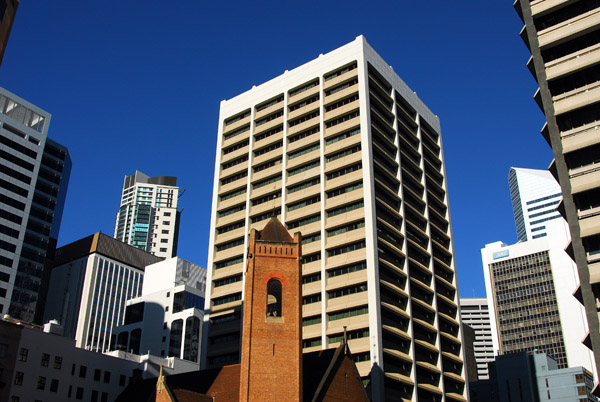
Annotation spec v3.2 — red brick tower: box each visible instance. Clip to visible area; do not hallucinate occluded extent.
[239,218,303,402]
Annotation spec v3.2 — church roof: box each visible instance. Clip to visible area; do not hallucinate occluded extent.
[258,217,293,243]
[114,346,363,402]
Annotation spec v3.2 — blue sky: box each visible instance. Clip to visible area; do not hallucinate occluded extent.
[1,2,552,298]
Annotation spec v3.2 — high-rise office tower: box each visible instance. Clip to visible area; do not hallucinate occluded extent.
[515,1,600,382]
[205,36,467,402]
[509,167,562,241]
[482,237,595,376]
[0,0,18,68]
[0,87,71,323]
[482,166,596,381]
[459,298,494,381]
[114,171,181,259]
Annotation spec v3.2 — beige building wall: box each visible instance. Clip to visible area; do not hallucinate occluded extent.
[516,0,600,389]
[204,36,466,402]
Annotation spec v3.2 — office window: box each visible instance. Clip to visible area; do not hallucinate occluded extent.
[120,374,126,386]
[94,368,101,381]
[160,248,167,252]
[91,390,98,402]
[14,371,23,385]
[18,348,27,361]
[50,378,59,392]
[164,212,171,216]
[36,376,46,390]
[161,239,168,243]
[41,353,50,367]
[103,371,110,383]
[79,365,87,378]
[54,356,62,369]
[101,392,108,402]
[76,386,84,399]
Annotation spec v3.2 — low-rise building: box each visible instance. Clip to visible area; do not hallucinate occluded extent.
[110,257,206,362]
[0,317,199,402]
[470,351,596,402]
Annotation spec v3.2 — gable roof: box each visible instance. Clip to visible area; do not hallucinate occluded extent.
[114,346,367,402]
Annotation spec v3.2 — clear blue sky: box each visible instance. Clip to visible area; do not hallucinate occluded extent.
[1,2,552,298]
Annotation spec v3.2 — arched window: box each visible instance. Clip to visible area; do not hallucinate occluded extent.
[267,279,282,318]
[116,331,129,352]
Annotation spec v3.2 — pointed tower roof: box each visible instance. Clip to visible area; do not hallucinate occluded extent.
[259,217,294,243]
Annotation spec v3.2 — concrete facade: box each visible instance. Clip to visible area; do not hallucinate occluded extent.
[110,257,206,363]
[205,36,466,402]
[515,0,600,385]
[0,0,18,67]
[459,298,494,381]
[482,227,596,380]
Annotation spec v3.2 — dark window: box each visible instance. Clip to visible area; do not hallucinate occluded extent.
[103,371,110,383]
[169,319,184,357]
[267,279,282,317]
[14,371,23,385]
[94,368,101,381]
[37,376,46,390]
[101,392,108,402]
[91,390,98,402]
[50,378,59,392]
[76,386,84,400]
[18,348,27,361]
[119,374,126,386]
[79,365,87,378]
[41,353,49,367]
[54,356,62,369]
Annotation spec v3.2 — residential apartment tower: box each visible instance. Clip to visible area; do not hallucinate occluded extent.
[114,171,181,259]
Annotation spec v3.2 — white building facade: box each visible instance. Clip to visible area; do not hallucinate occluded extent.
[0,318,198,402]
[459,298,494,380]
[110,257,206,363]
[114,171,181,259]
[205,36,467,401]
[43,233,161,353]
[0,87,71,322]
[533,352,596,402]
[482,226,596,381]
[508,167,562,241]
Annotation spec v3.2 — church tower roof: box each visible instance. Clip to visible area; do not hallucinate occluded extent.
[258,217,294,243]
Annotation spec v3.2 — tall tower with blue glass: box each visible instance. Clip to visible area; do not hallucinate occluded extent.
[114,171,181,259]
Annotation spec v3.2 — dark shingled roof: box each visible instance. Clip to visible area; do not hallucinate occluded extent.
[115,366,239,402]
[114,347,353,402]
[258,217,293,243]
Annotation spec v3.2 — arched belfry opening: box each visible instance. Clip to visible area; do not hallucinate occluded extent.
[267,279,282,317]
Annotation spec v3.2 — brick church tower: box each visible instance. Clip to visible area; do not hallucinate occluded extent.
[239,218,303,402]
